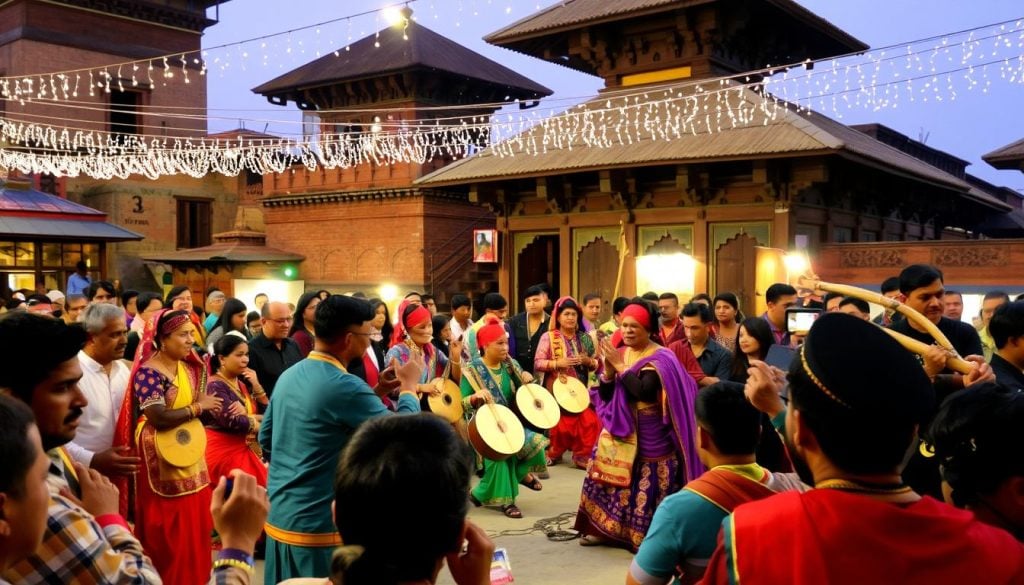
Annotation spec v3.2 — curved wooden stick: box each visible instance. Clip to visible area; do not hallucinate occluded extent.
[880,328,973,375]
[796,276,958,355]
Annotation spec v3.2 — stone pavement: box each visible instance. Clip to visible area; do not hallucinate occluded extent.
[253,460,635,584]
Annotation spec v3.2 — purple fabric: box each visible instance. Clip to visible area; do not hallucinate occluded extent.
[575,453,683,551]
[636,409,675,458]
[592,347,703,482]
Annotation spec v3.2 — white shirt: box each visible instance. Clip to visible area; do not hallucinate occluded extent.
[449,317,471,344]
[66,350,130,466]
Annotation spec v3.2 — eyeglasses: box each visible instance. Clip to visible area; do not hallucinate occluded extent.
[269,317,293,325]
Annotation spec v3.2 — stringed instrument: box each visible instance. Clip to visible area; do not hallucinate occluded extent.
[513,383,560,431]
[421,355,464,423]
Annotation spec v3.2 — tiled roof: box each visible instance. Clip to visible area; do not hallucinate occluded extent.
[253,20,551,99]
[417,86,1007,211]
[983,137,1024,170]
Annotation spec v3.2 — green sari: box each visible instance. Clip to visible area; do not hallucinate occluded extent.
[461,359,548,506]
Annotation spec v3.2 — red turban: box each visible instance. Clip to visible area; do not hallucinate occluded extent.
[476,315,507,350]
[621,303,652,331]
[390,301,432,347]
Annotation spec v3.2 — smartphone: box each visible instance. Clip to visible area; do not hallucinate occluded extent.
[223,476,234,500]
[785,308,821,334]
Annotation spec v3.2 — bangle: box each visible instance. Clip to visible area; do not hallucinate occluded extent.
[213,558,254,573]
[188,404,201,418]
[218,548,255,566]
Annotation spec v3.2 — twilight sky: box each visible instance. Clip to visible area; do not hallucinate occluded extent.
[201,0,1024,193]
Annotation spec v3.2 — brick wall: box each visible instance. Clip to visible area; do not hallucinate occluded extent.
[262,193,495,294]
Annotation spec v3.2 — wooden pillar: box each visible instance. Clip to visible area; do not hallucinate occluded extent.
[559,220,571,298]
[622,221,638,298]
[693,215,708,293]
[498,214,511,301]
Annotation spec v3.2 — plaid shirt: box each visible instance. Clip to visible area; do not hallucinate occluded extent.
[1,492,252,585]
[2,492,161,584]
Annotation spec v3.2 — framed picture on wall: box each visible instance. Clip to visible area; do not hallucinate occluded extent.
[473,229,498,263]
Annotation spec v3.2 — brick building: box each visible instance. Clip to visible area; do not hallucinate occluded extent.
[419,0,1024,318]
[251,17,551,298]
[0,0,238,292]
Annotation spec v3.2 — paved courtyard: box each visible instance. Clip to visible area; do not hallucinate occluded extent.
[254,461,634,584]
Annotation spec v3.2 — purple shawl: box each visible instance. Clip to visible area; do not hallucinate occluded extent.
[592,347,703,483]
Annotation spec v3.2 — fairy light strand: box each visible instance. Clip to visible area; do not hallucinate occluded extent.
[0,17,1020,179]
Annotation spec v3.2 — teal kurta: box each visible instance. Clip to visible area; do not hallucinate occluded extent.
[460,359,547,507]
[259,352,420,582]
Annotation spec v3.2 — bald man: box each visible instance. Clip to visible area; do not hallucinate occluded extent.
[247,301,303,398]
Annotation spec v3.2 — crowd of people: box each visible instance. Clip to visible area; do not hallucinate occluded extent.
[0,261,1022,585]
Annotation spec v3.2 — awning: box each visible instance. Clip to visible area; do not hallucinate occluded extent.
[0,216,143,240]
[144,241,304,263]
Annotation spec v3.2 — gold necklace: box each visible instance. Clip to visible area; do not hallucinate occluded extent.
[624,343,656,366]
[815,479,912,495]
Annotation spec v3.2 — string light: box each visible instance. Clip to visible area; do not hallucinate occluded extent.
[0,16,1020,179]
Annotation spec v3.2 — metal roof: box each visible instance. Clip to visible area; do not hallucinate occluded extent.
[418,86,1002,210]
[0,183,104,216]
[0,216,143,240]
[253,20,551,101]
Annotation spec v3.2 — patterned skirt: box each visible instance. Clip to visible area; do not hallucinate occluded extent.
[574,452,684,552]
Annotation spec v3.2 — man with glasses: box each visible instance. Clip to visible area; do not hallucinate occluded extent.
[248,300,302,398]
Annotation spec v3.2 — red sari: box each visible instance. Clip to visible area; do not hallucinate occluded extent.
[202,377,267,487]
[115,309,212,585]
[701,489,1024,585]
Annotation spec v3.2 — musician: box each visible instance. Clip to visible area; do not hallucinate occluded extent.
[464,293,512,363]
[460,316,546,519]
[508,285,550,375]
[575,299,703,551]
[534,296,600,470]
[702,314,1022,584]
[385,300,463,395]
[892,266,987,403]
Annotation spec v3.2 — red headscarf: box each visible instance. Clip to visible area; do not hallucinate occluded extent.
[390,300,433,348]
[476,315,507,350]
[621,303,652,331]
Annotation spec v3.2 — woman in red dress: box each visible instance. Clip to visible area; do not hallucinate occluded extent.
[203,332,268,487]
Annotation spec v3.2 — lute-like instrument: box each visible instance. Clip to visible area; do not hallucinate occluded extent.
[421,355,464,424]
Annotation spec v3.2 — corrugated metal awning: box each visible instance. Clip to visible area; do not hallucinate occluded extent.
[0,216,143,240]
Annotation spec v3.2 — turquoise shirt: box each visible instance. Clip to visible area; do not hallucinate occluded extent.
[259,356,420,535]
[632,488,727,584]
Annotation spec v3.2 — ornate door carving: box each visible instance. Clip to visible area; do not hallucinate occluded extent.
[715,234,758,318]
